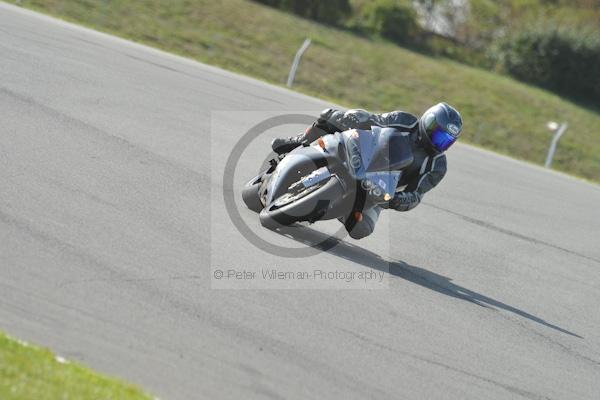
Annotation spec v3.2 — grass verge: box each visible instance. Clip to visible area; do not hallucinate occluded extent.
[12,0,600,182]
[0,330,152,400]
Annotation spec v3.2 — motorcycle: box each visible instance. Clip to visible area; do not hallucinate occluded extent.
[242,126,414,230]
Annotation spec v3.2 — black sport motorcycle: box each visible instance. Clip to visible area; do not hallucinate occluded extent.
[242,126,414,229]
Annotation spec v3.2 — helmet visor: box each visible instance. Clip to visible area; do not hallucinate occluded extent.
[430,126,457,152]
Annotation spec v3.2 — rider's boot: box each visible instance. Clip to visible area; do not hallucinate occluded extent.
[271,123,327,155]
[270,132,306,155]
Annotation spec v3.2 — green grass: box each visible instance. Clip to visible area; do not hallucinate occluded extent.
[13,0,600,182]
[0,331,152,400]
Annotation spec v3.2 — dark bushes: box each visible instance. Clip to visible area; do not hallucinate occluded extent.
[361,0,421,46]
[252,0,352,25]
[494,27,600,103]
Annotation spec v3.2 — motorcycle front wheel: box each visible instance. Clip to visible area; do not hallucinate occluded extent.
[242,174,265,213]
[259,176,346,230]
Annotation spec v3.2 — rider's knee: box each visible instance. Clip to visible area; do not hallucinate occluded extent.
[346,213,377,239]
[348,223,374,239]
[342,207,381,240]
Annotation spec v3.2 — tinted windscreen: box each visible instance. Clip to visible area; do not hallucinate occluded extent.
[342,127,412,176]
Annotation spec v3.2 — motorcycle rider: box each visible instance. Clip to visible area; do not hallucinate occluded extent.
[271,103,463,239]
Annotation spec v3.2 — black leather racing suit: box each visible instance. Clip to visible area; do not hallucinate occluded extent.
[305,108,447,239]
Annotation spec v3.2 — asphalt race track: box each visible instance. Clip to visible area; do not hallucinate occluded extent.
[2,3,600,399]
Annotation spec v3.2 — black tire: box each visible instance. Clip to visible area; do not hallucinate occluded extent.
[259,206,297,230]
[259,177,345,230]
[242,175,264,213]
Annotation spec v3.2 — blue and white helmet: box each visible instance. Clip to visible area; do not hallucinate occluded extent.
[419,103,463,153]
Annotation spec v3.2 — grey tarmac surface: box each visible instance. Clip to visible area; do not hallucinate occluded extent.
[1,3,600,399]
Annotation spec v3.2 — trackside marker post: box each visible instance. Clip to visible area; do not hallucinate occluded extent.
[287,38,311,88]
[545,122,568,169]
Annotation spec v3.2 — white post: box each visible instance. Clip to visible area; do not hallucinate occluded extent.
[545,122,568,169]
[287,38,311,88]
